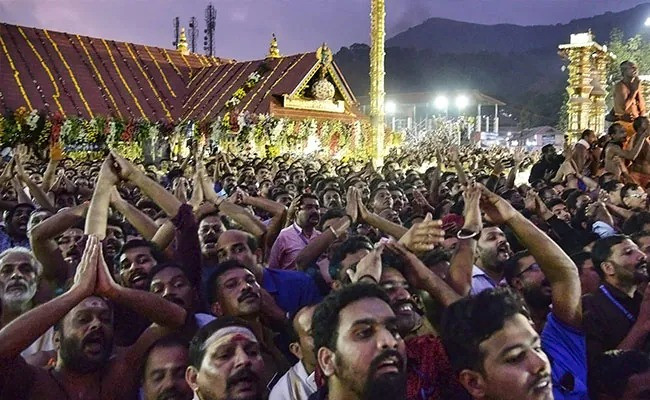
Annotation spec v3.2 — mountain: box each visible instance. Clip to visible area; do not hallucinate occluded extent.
[335,3,650,129]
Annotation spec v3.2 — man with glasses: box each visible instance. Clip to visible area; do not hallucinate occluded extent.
[269,194,321,271]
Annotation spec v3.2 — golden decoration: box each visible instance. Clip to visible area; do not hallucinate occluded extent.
[144,45,177,98]
[125,43,172,119]
[0,33,34,109]
[102,39,147,118]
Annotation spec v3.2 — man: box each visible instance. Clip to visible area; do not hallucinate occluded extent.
[311,283,407,400]
[118,239,160,290]
[269,305,317,400]
[529,145,563,184]
[320,188,343,210]
[572,129,597,176]
[207,260,289,388]
[603,123,648,181]
[0,247,54,357]
[621,183,647,211]
[471,225,512,295]
[585,235,650,361]
[369,187,394,214]
[547,199,571,223]
[0,236,186,400]
[629,116,650,186]
[570,251,601,295]
[269,194,321,270]
[185,317,266,400]
[613,61,646,139]
[591,350,650,400]
[441,289,553,400]
[216,229,321,317]
[0,203,35,251]
[142,336,193,400]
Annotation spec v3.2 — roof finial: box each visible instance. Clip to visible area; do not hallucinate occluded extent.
[267,33,281,59]
[177,27,189,55]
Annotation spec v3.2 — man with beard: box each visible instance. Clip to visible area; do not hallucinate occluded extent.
[471,224,512,295]
[389,186,408,215]
[320,188,343,211]
[0,235,187,400]
[585,235,650,361]
[216,230,321,318]
[291,169,307,192]
[207,260,289,387]
[270,305,318,400]
[547,199,571,224]
[142,336,194,400]
[118,239,161,290]
[0,203,35,252]
[572,129,598,176]
[310,283,407,400]
[369,187,394,214]
[604,123,648,182]
[441,288,553,400]
[185,317,267,400]
[613,61,646,139]
[269,194,322,271]
[0,247,55,357]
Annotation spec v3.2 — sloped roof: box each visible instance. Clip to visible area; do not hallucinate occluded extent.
[0,23,361,122]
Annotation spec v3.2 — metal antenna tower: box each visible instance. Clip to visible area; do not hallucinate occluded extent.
[203,3,216,56]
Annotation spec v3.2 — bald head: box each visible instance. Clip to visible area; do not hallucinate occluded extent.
[215,230,261,272]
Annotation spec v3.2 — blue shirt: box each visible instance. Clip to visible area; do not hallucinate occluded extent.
[0,227,30,253]
[541,313,589,400]
[262,268,322,317]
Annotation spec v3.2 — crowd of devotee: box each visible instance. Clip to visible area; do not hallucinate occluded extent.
[3,107,650,400]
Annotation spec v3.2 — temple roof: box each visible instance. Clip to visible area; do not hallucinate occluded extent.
[0,22,361,122]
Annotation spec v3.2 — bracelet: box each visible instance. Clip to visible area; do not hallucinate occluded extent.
[329,225,340,239]
[358,274,378,284]
[456,228,479,240]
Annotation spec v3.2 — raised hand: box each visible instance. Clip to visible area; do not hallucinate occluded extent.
[109,150,137,181]
[95,241,120,298]
[398,213,445,253]
[72,235,99,297]
[462,181,483,232]
[385,241,434,291]
[99,156,120,186]
[347,244,384,283]
[0,157,14,183]
[478,183,519,225]
[345,186,358,223]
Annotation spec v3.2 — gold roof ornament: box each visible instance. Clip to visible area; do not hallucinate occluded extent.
[177,27,189,55]
[267,33,281,59]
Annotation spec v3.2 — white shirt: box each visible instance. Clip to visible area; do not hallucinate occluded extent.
[269,361,317,400]
[21,326,55,357]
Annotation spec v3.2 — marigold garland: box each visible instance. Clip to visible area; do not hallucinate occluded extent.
[241,60,284,111]
[102,39,147,118]
[87,38,134,118]
[17,27,65,115]
[255,53,307,112]
[124,43,172,120]
[74,34,122,118]
[111,41,158,120]
[43,29,94,118]
[143,46,177,98]
[198,62,254,121]
[185,63,239,122]
[161,48,184,79]
[5,28,49,112]
[183,64,224,109]
[0,34,33,109]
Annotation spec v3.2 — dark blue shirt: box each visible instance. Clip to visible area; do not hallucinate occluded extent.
[541,312,589,400]
[262,268,322,317]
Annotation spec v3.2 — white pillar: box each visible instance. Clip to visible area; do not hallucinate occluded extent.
[494,104,499,133]
[477,104,482,132]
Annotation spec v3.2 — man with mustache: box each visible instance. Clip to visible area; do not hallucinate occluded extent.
[207,260,290,388]
[311,283,407,400]
[320,188,343,211]
[118,239,161,290]
[0,203,35,252]
[186,317,267,400]
[142,336,194,400]
[441,288,554,400]
[470,224,512,295]
[0,236,187,400]
[369,187,394,214]
[585,235,650,361]
[269,194,322,271]
[0,247,55,357]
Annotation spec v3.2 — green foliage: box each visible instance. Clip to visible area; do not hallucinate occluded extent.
[607,29,650,89]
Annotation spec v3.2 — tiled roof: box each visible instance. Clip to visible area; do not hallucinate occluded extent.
[0,23,361,122]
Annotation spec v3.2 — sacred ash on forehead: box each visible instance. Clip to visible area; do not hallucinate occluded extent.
[201,326,258,352]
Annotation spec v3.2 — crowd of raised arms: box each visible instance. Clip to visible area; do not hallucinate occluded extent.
[2,119,650,400]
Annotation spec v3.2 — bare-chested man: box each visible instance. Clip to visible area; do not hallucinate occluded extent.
[629,116,650,187]
[604,122,649,183]
[0,236,186,400]
[614,61,646,143]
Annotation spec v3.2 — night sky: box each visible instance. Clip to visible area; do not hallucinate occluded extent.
[1,0,648,60]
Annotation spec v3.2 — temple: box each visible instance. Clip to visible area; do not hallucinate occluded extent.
[0,23,369,158]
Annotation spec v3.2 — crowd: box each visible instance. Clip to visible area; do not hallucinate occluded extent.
[0,114,650,400]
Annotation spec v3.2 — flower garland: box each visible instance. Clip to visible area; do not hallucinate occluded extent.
[69,33,121,118]
[193,62,252,122]
[124,43,172,119]
[253,53,307,112]
[87,38,134,118]
[0,34,33,109]
[43,29,94,118]
[143,46,177,98]
[161,48,185,80]
[5,27,49,112]
[101,39,147,118]
[18,27,65,115]
[183,64,226,111]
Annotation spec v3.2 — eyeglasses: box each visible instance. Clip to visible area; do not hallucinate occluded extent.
[516,263,541,277]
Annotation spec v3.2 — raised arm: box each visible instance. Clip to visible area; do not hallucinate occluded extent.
[111,151,183,218]
[14,154,55,212]
[447,183,482,296]
[41,158,59,192]
[0,236,99,360]
[610,129,649,161]
[85,158,118,239]
[480,185,582,329]
[109,187,158,240]
[30,203,88,284]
